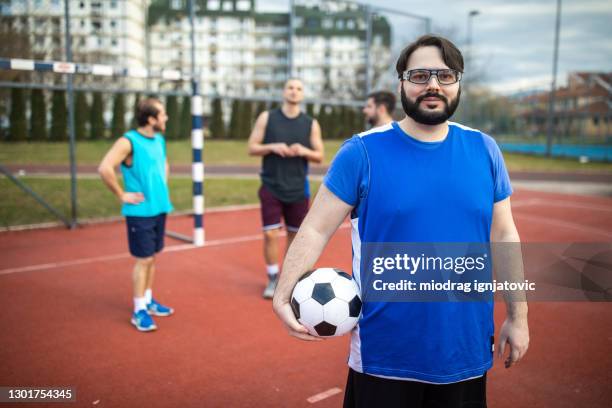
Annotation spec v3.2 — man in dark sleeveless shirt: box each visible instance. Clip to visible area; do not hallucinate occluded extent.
[248,78,324,299]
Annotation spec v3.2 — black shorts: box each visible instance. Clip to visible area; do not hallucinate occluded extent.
[344,368,487,408]
[125,214,167,258]
[258,185,309,232]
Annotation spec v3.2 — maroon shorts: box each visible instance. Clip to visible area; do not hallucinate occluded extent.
[258,185,309,232]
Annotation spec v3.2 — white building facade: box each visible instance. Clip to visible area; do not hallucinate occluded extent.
[1,0,391,100]
[1,0,148,68]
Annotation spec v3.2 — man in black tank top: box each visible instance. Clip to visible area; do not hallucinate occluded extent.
[248,78,324,299]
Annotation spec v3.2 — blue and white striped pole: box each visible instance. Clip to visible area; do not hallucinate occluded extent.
[191,81,205,246]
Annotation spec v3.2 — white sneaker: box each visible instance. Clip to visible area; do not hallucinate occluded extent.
[262,274,278,299]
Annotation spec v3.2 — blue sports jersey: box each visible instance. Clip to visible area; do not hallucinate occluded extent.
[323,121,512,383]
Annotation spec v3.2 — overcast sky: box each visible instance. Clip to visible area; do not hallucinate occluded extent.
[258,0,612,94]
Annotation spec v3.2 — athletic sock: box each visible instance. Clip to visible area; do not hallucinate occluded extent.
[145,289,152,304]
[134,296,147,313]
[266,264,279,278]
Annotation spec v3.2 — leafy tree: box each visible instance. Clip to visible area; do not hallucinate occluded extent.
[240,100,254,139]
[306,103,315,118]
[8,87,27,141]
[208,97,225,139]
[50,90,67,141]
[29,88,46,141]
[74,91,89,140]
[180,95,192,139]
[165,95,180,139]
[254,101,267,118]
[130,92,141,129]
[111,93,126,138]
[89,92,105,140]
[228,99,242,139]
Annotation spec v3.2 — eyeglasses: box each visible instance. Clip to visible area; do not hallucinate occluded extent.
[401,69,462,85]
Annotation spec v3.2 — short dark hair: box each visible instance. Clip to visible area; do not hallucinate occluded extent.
[135,97,162,127]
[395,35,464,79]
[284,77,303,88]
[367,91,396,113]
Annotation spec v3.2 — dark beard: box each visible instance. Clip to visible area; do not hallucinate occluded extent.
[367,115,378,126]
[400,87,460,125]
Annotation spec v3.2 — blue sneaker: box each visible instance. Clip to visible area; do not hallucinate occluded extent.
[147,299,174,317]
[131,309,157,332]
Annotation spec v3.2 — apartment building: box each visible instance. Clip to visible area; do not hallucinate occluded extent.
[517,72,611,139]
[1,0,391,99]
[148,0,391,99]
[1,0,148,68]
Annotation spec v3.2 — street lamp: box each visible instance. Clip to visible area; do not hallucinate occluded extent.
[465,10,480,124]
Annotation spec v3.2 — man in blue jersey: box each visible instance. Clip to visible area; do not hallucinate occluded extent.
[273,35,529,407]
[98,97,175,332]
[248,79,324,299]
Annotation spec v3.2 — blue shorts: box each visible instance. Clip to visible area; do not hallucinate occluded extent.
[125,214,167,258]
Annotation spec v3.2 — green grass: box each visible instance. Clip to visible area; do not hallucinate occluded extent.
[1,176,321,227]
[0,140,610,172]
[0,140,344,166]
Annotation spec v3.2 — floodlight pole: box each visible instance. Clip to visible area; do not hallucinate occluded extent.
[545,0,562,157]
[365,5,372,98]
[64,0,77,228]
[288,0,295,78]
[465,10,480,125]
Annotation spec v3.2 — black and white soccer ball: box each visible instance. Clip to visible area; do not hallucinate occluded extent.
[290,268,362,337]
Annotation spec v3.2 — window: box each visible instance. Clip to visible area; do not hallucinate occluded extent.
[80,20,85,27]
[306,18,317,28]
[79,1,84,8]
[171,0,183,10]
[110,20,116,28]
[236,0,250,11]
[347,20,355,29]
[208,0,220,10]
[111,0,118,8]
[92,21,101,30]
[322,18,333,29]
[223,1,233,11]
[111,39,118,46]
[336,19,344,29]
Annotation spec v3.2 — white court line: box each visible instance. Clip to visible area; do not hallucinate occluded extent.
[0,223,351,277]
[307,387,343,404]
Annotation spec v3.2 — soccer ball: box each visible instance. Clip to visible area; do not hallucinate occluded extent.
[290,268,362,337]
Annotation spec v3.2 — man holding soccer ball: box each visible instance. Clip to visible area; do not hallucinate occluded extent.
[273,35,529,407]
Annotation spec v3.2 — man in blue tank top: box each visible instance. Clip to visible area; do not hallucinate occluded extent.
[98,98,174,332]
[248,79,324,299]
[273,36,530,407]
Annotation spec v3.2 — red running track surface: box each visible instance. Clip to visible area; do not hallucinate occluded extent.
[0,189,611,407]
